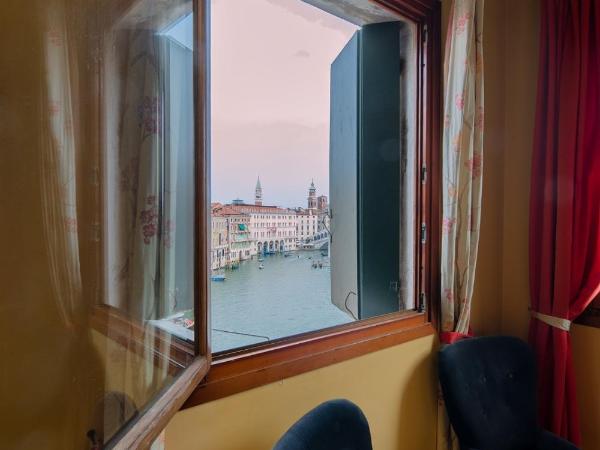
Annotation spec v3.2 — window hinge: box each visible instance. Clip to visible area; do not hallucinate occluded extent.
[420,222,427,244]
[421,166,427,184]
[422,25,428,44]
[418,292,426,312]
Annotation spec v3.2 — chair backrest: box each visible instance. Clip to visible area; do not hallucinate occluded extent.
[272,399,373,450]
[438,336,538,450]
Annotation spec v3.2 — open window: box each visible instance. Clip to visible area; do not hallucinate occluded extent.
[4,0,437,447]
[205,0,428,356]
[184,0,440,407]
[23,0,210,447]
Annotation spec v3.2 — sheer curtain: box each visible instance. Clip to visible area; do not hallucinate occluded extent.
[14,0,193,446]
[438,1,484,449]
[41,0,84,330]
[440,0,484,340]
[39,0,105,447]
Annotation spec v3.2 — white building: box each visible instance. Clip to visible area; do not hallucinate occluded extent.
[227,203,297,254]
[296,209,318,242]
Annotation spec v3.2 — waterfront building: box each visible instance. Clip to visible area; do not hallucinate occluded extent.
[295,182,330,248]
[296,209,318,243]
[211,178,332,264]
[226,203,297,254]
[211,208,229,270]
[212,205,254,266]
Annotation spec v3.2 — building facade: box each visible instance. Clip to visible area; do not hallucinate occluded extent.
[210,179,331,270]
[296,209,318,243]
[211,210,229,270]
[226,203,297,254]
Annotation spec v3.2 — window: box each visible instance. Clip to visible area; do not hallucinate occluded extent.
[209,0,429,355]
[4,0,438,446]
[2,0,209,447]
[188,0,439,405]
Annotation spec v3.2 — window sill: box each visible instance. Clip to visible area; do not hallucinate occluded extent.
[182,311,435,409]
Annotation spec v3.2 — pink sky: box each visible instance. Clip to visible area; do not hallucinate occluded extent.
[211,0,358,207]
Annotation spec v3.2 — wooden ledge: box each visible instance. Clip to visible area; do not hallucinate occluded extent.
[182,313,435,409]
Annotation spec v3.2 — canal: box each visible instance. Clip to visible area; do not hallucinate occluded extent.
[211,250,353,352]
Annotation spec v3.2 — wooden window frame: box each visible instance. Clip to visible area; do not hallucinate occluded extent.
[182,0,442,410]
[105,1,212,448]
[105,0,440,444]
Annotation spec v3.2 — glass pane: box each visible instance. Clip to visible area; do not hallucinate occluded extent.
[0,0,195,447]
[210,0,417,353]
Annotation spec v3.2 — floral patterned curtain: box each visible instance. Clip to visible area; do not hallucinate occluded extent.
[438,1,484,449]
[441,0,484,338]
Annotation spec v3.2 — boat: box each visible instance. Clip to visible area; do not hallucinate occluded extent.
[211,274,226,281]
[258,264,265,270]
[230,263,240,270]
[258,257,264,262]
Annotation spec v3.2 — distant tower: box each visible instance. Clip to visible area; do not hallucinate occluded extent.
[307,179,317,211]
[255,177,263,206]
[317,195,328,212]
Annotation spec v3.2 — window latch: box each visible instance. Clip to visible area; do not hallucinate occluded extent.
[418,292,426,312]
[420,223,427,245]
[421,166,427,184]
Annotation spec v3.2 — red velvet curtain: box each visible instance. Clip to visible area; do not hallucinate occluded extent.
[529,0,600,445]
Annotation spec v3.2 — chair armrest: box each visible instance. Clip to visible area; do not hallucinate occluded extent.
[537,430,579,450]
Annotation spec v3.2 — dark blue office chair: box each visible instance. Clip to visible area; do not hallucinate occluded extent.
[438,336,579,450]
[272,399,372,450]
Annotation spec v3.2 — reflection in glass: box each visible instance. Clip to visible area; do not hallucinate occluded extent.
[1,0,194,448]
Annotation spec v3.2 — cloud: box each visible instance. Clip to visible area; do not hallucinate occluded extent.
[294,49,310,58]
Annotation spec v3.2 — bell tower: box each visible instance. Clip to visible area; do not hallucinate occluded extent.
[254,177,263,206]
[307,179,317,211]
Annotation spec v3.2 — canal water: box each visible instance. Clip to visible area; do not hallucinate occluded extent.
[211,250,353,352]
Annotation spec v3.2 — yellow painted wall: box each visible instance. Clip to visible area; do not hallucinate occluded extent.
[469,0,506,336]
[499,0,539,341]
[572,325,600,450]
[166,334,439,450]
